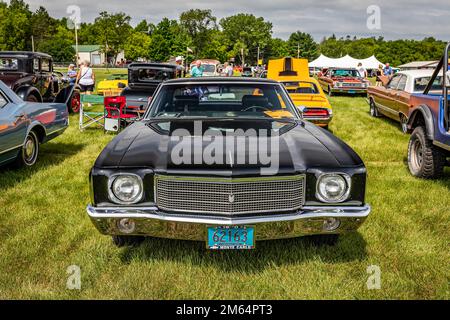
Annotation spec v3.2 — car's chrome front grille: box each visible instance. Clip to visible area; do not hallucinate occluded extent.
[155,175,305,215]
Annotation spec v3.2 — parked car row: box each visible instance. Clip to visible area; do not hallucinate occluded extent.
[367,44,450,179]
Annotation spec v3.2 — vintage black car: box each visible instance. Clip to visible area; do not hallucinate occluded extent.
[120,62,178,111]
[0,51,79,113]
[87,78,370,249]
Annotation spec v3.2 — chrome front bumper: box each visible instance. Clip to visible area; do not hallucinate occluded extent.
[87,204,371,241]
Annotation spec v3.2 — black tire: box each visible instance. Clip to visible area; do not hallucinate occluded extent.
[112,235,145,247]
[68,90,81,113]
[369,98,380,117]
[307,234,339,246]
[26,95,39,103]
[407,126,445,179]
[14,130,39,167]
[400,114,408,133]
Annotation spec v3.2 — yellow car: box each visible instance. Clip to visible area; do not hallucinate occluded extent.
[267,57,332,128]
[97,74,128,95]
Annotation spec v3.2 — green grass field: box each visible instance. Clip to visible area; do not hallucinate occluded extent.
[0,71,449,299]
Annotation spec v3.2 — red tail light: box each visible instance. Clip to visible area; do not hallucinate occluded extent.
[304,108,329,118]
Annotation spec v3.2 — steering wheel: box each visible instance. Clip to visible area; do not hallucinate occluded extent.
[241,105,271,112]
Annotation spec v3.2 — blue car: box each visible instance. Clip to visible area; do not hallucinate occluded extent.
[0,80,70,167]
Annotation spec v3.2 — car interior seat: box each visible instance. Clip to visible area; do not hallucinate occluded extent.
[172,95,199,112]
[242,95,270,110]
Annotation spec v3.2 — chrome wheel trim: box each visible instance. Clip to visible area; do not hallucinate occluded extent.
[411,139,423,172]
[23,133,38,166]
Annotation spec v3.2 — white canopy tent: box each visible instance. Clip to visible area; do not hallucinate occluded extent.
[309,54,384,69]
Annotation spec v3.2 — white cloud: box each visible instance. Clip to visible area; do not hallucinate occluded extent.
[12,0,450,40]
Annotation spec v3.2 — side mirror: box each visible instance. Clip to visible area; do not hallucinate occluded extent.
[446,70,450,88]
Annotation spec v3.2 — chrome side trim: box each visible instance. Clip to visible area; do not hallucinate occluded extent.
[433,140,450,151]
[0,144,22,155]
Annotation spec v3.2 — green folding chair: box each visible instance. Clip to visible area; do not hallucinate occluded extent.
[79,94,105,130]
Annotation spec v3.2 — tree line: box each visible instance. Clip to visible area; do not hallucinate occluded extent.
[0,0,447,66]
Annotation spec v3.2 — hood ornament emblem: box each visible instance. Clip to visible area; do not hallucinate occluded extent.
[228,193,235,203]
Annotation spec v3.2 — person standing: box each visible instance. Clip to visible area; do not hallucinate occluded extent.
[175,56,185,77]
[76,60,96,106]
[375,64,384,86]
[67,64,77,84]
[383,63,393,76]
[190,60,204,77]
[357,62,367,78]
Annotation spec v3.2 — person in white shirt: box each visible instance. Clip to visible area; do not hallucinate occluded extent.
[76,60,95,94]
[357,62,367,78]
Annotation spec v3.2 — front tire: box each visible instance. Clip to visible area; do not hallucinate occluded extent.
[407,126,445,179]
[69,90,81,113]
[400,114,408,133]
[26,95,39,103]
[14,131,39,167]
[112,235,145,247]
[369,98,380,117]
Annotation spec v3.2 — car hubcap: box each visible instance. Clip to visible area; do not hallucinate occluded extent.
[24,136,36,164]
[412,140,423,170]
[71,93,81,112]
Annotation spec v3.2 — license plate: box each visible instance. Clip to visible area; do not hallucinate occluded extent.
[348,90,356,93]
[207,226,254,249]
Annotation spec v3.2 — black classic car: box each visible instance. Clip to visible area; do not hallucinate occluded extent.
[87,78,370,249]
[0,51,79,113]
[120,62,178,111]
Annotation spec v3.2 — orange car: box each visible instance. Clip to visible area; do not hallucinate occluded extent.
[267,57,333,128]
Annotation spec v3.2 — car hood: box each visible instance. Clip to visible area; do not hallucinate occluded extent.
[95,118,363,176]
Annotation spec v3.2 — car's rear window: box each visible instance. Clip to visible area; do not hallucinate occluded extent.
[0,58,18,70]
[282,81,319,94]
[137,68,175,81]
[414,76,442,92]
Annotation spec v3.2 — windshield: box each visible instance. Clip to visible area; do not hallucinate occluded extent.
[202,64,216,73]
[147,82,299,120]
[0,58,18,70]
[282,81,319,94]
[330,69,360,77]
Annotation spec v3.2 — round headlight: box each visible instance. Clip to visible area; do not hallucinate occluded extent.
[109,174,143,204]
[316,174,350,203]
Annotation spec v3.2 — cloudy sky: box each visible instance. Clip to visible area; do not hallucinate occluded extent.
[12,0,450,40]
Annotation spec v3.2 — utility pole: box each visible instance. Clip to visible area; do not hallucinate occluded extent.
[241,47,245,67]
[75,26,79,65]
[31,36,34,52]
[257,46,260,66]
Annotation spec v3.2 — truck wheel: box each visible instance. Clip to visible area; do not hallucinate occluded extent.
[112,235,145,247]
[14,131,39,167]
[408,126,445,179]
[369,98,380,117]
[307,234,339,246]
